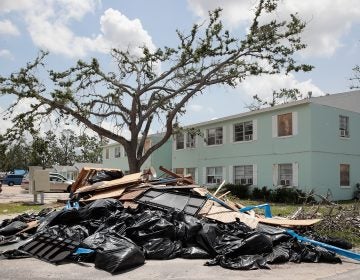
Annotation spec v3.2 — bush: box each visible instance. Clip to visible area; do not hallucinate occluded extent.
[250,186,314,204]
[224,183,250,199]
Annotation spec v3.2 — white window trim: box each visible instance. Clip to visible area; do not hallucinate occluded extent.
[175,133,185,150]
[253,164,258,186]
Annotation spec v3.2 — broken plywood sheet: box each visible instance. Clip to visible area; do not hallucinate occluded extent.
[81,188,126,202]
[205,205,258,229]
[198,200,214,216]
[256,217,322,227]
[75,172,143,194]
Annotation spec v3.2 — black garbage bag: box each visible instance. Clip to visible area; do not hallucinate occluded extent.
[141,238,182,259]
[216,232,273,258]
[289,241,342,263]
[93,235,145,274]
[88,170,124,184]
[0,221,28,236]
[125,210,176,241]
[195,223,222,256]
[37,208,81,232]
[79,199,123,221]
[218,220,252,239]
[206,254,270,270]
[312,235,352,250]
[265,243,292,264]
[181,246,210,259]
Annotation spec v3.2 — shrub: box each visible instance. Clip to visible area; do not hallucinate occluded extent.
[224,183,250,199]
[250,186,314,204]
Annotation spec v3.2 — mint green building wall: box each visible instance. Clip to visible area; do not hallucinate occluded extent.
[172,104,313,191]
[150,135,172,175]
[309,103,360,200]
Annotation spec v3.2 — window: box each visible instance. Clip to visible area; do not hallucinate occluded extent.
[234,165,253,185]
[174,168,184,175]
[186,167,196,181]
[339,115,349,138]
[186,133,196,148]
[340,164,350,186]
[234,121,253,142]
[278,113,292,137]
[114,146,121,158]
[175,133,184,150]
[207,127,223,145]
[278,163,292,186]
[206,167,223,184]
[105,148,109,159]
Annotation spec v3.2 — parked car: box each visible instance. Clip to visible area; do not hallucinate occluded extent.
[21,172,74,193]
[2,174,24,186]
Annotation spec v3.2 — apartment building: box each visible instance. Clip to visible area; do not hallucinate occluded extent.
[172,90,360,200]
[102,90,360,200]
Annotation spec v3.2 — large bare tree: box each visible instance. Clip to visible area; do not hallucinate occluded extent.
[0,1,312,173]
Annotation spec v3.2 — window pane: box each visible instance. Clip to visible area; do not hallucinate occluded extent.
[186,168,196,181]
[339,115,349,137]
[234,165,253,185]
[174,168,184,175]
[234,121,253,142]
[186,133,196,148]
[278,113,293,137]
[114,147,121,158]
[207,166,223,184]
[278,163,292,185]
[176,133,184,149]
[340,164,350,186]
[207,127,222,145]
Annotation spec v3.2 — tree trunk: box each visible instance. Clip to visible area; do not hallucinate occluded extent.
[126,145,142,174]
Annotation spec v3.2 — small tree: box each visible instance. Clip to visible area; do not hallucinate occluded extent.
[0,0,312,173]
[350,65,360,89]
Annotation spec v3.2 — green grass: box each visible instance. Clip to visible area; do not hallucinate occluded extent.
[0,202,63,216]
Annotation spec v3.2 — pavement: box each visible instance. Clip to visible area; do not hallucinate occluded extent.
[0,185,69,206]
[0,186,359,279]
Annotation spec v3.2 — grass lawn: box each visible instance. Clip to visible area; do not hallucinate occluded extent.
[0,202,63,216]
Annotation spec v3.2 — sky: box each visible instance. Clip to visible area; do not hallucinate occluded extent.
[0,0,360,136]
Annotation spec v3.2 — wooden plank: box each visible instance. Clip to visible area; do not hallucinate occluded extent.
[205,205,258,229]
[75,172,143,194]
[159,166,194,184]
[81,188,126,202]
[256,217,322,227]
[119,189,147,200]
[17,220,39,234]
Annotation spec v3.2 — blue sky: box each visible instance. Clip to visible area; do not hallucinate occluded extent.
[0,0,359,135]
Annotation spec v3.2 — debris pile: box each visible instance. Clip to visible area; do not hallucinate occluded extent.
[0,166,358,274]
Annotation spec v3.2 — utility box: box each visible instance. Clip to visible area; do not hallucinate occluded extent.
[34,170,50,192]
[28,166,42,194]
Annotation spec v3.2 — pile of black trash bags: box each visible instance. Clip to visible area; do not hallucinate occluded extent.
[0,199,343,274]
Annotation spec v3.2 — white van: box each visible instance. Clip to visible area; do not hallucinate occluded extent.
[21,172,75,193]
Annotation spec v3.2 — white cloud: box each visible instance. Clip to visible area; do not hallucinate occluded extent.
[0,49,13,59]
[187,0,360,58]
[1,0,155,58]
[0,19,20,35]
[238,73,324,102]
